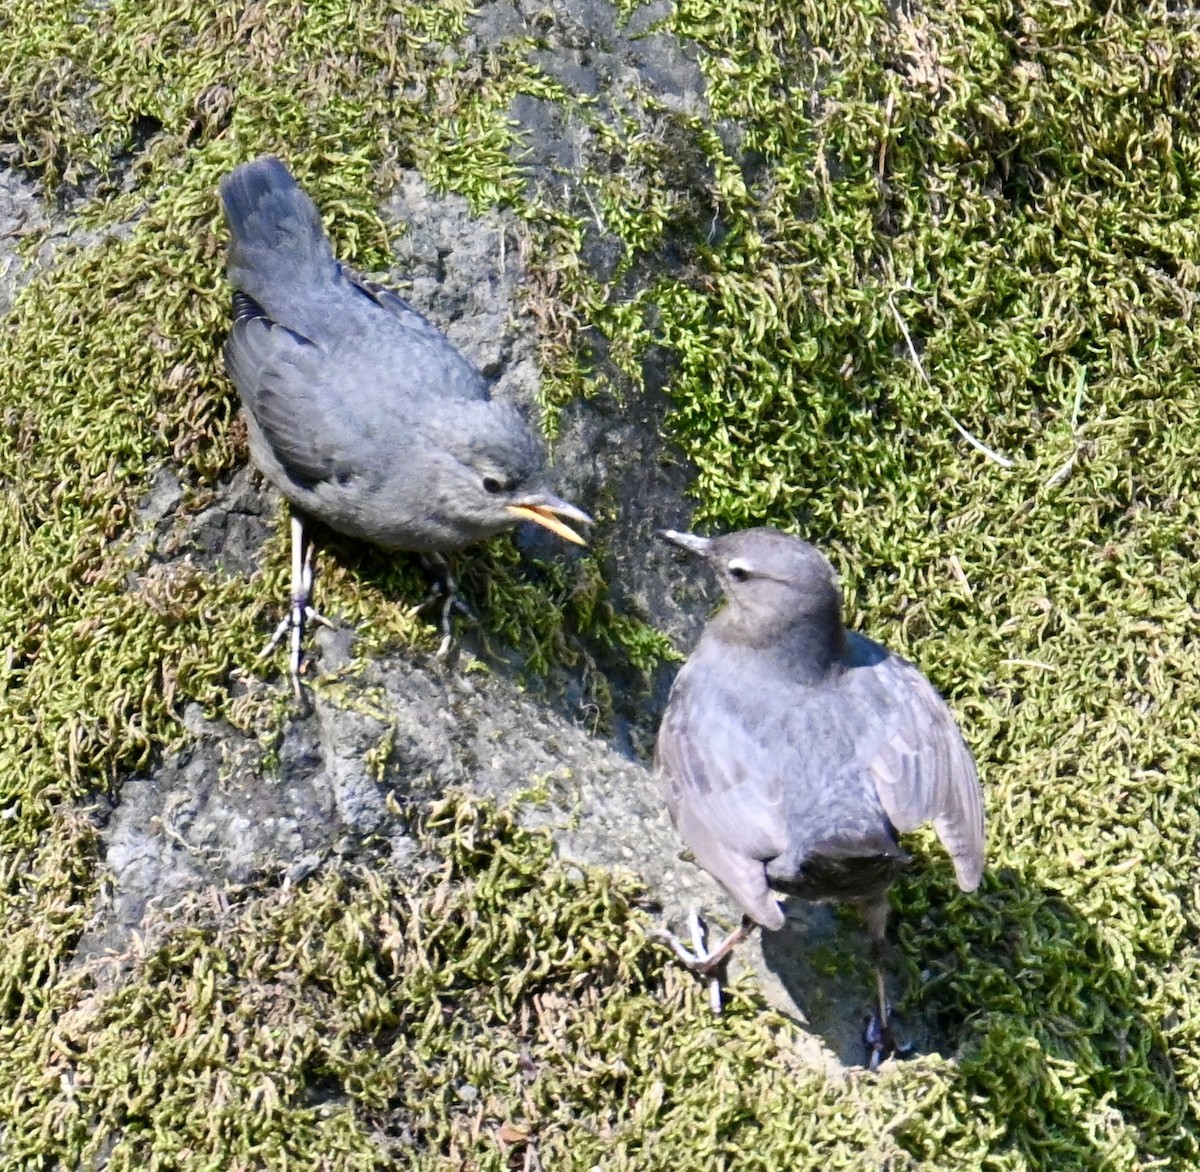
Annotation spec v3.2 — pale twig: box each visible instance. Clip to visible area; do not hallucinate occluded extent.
[1068,364,1086,429]
[578,183,606,234]
[1044,366,1088,487]
[886,292,1014,469]
[947,553,973,600]
[1000,658,1058,672]
[878,91,895,183]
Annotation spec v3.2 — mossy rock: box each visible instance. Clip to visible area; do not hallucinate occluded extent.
[1,0,1199,1167]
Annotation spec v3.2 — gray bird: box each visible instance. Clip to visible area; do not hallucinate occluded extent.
[655,527,984,1066]
[219,156,591,695]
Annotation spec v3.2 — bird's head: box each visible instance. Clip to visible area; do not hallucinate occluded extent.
[659,526,843,645]
[420,400,592,547]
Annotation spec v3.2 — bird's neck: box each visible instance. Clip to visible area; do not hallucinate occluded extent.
[710,606,847,682]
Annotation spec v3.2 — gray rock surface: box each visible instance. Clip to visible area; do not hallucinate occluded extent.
[0,161,138,315]
[0,167,53,314]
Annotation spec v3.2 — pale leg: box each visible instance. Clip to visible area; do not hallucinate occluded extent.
[860,897,910,1070]
[259,513,334,702]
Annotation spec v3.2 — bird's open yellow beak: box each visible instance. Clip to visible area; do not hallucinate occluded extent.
[507,495,592,546]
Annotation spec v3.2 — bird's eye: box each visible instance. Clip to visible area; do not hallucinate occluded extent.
[727,561,752,582]
[482,476,503,494]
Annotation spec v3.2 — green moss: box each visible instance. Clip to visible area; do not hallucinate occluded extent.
[2,0,1200,1166]
[0,795,989,1168]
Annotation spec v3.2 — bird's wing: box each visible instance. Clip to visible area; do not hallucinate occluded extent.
[337,264,453,346]
[657,663,790,927]
[335,263,490,402]
[224,292,365,486]
[848,643,985,891]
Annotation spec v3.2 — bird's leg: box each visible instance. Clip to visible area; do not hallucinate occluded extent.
[860,898,912,1070]
[258,513,335,702]
[417,553,477,659]
[651,910,755,1015]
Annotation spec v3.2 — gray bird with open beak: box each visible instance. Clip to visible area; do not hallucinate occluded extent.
[655,526,984,1067]
[219,156,591,696]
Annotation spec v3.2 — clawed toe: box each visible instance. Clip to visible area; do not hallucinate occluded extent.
[258,604,334,660]
[259,601,336,702]
[417,555,477,658]
[651,910,756,1015]
[650,929,721,976]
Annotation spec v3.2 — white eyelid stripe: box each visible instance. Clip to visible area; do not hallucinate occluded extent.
[727,558,752,575]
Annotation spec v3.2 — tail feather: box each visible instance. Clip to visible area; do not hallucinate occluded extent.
[219,156,334,303]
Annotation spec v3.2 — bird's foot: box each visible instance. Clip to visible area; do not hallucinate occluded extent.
[258,594,336,658]
[260,517,335,705]
[417,554,477,658]
[651,910,722,973]
[651,909,753,1015]
[258,597,336,704]
[862,1005,914,1071]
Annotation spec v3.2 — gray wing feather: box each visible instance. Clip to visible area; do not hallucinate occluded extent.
[224,297,364,487]
[852,648,985,892]
[332,263,489,403]
[657,665,789,928]
[225,266,488,490]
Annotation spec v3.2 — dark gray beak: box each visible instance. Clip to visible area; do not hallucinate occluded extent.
[656,529,713,557]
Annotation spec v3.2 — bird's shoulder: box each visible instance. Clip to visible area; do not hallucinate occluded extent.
[235,259,488,393]
[836,632,968,769]
[329,263,490,400]
[658,641,825,801]
[658,633,943,806]
[657,649,791,865]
